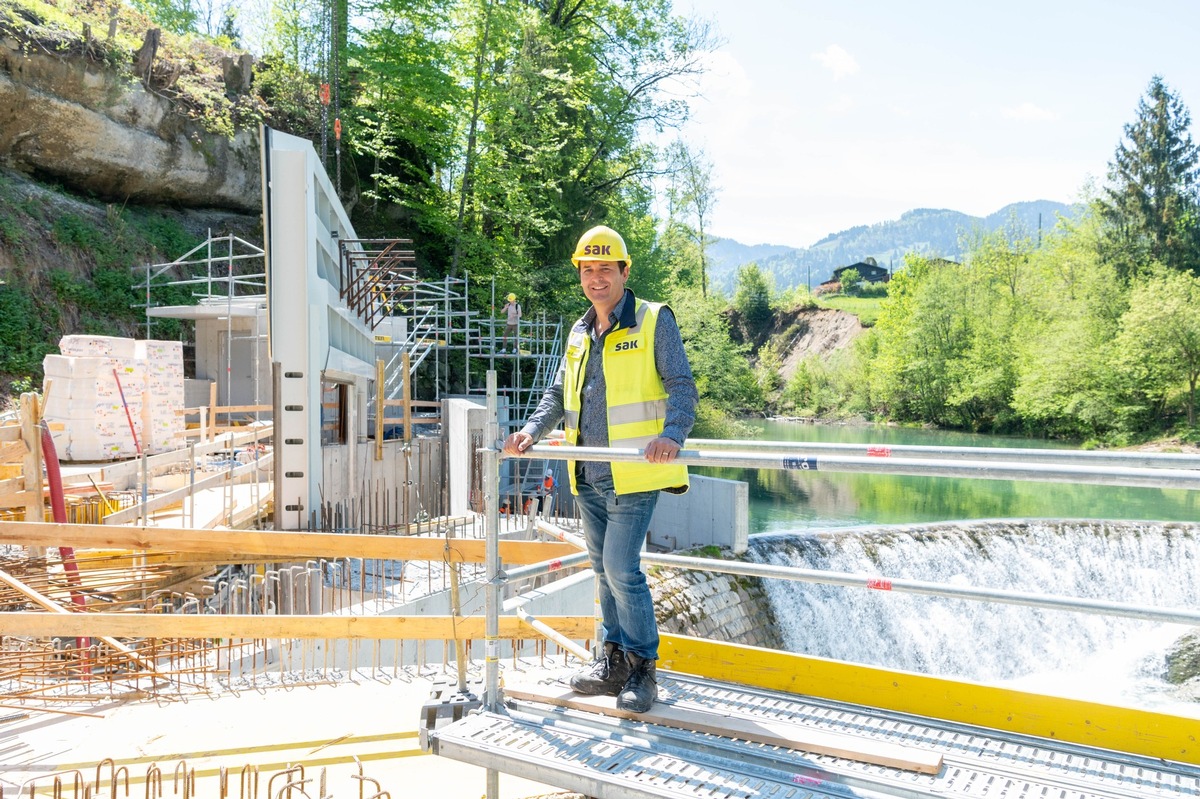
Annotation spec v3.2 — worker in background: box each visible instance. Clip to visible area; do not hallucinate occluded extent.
[502,225,697,714]
[536,470,556,515]
[500,292,521,353]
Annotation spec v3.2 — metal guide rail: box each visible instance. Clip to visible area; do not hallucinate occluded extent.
[426,671,1200,799]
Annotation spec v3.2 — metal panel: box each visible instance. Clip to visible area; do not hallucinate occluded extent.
[429,672,1200,799]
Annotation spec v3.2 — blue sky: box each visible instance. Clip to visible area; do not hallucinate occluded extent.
[672,0,1200,248]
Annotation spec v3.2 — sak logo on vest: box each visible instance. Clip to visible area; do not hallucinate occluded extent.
[583,244,612,256]
[613,340,640,352]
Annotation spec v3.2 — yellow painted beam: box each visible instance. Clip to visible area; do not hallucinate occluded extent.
[660,634,1200,766]
[0,612,595,640]
[0,520,580,564]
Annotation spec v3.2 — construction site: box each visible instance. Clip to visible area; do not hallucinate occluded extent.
[4,127,1200,799]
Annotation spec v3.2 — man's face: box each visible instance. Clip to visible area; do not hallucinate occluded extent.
[577,259,628,309]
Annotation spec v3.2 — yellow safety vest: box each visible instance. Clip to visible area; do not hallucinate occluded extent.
[562,298,689,496]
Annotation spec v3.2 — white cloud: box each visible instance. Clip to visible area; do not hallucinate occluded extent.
[811,45,860,79]
[1002,102,1058,121]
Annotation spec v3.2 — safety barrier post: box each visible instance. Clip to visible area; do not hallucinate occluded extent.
[483,370,501,799]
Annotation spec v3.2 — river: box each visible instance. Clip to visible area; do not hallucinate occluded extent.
[696,419,1200,716]
[696,419,1200,533]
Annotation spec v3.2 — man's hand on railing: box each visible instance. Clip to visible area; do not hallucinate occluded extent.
[644,436,681,464]
[503,432,533,455]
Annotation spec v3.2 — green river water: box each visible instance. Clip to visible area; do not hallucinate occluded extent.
[696,419,1200,534]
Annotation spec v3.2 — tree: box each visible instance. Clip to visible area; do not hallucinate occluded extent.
[838,267,860,295]
[1099,75,1200,278]
[1010,209,1128,438]
[869,256,971,425]
[130,0,199,35]
[665,141,718,298]
[1113,268,1200,427]
[671,292,761,431]
[733,262,772,329]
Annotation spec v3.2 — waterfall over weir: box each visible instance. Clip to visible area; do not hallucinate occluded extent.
[748,519,1200,713]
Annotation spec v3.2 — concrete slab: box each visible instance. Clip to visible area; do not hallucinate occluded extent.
[0,670,572,799]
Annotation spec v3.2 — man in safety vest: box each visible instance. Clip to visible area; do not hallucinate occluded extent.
[536,470,556,515]
[503,225,698,713]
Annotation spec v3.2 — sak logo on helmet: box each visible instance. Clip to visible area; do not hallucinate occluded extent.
[571,225,632,267]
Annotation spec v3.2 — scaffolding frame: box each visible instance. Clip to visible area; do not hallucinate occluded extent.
[136,234,565,506]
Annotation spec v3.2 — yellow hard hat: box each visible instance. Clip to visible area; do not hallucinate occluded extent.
[507,292,517,301]
[571,225,631,267]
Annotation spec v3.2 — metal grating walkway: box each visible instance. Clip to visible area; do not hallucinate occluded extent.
[428,672,1200,799]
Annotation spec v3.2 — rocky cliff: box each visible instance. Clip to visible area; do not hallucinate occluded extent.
[0,26,259,210]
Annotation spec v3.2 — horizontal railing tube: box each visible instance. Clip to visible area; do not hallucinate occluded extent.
[687,438,1200,470]
[502,444,1200,491]
[499,551,591,585]
[642,552,1200,626]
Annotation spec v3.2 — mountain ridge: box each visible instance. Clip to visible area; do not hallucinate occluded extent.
[708,199,1077,293]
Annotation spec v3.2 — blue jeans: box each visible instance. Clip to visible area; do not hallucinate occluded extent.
[574,477,660,661]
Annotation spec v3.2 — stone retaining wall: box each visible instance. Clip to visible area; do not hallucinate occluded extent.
[650,561,783,651]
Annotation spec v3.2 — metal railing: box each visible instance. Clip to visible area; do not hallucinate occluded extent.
[483,381,1200,715]
[687,437,1200,470]
[517,443,1200,490]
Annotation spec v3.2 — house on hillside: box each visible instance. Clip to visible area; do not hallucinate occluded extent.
[814,258,891,294]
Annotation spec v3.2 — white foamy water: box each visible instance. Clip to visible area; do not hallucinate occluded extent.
[748,520,1200,717]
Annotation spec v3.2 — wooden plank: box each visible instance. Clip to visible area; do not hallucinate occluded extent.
[73,427,274,486]
[20,394,41,524]
[0,426,22,442]
[0,478,27,507]
[0,439,29,463]
[103,453,274,525]
[0,612,595,641]
[0,520,581,564]
[504,680,943,775]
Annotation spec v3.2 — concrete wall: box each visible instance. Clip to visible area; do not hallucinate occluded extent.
[195,309,270,409]
[265,129,376,528]
[446,398,488,518]
[649,475,748,554]
[249,550,596,672]
[316,435,444,525]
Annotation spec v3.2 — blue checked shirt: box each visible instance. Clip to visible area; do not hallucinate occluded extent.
[520,289,698,486]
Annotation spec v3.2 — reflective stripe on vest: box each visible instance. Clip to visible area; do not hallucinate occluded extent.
[562,298,689,495]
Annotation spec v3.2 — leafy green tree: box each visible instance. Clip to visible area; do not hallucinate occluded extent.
[671,292,761,432]
[733,262,772,329]
[838,267,860,295]
[348,0,460,244]
[665,141,718,298]
[130,0,200,35]
[754,340,784,398]
[1113,267,1200,426]
[434,0,716,316]
[869,255,971,425]
[1099,75,1200,278]
[1010,211,1128,438]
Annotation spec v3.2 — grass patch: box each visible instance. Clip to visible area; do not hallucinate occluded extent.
[818,295,883,326]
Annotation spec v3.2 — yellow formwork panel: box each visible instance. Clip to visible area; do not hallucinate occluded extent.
[660,633,1200,766]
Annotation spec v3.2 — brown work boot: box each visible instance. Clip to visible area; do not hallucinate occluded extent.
[616,653,657,713]
[569,642,630,696]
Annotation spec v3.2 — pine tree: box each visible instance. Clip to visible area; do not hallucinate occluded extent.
[1100,75,1200,278]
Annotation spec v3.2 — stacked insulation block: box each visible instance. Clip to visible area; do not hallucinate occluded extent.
[42,335,185,461]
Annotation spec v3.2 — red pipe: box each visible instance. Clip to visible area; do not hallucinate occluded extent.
[39,422,91,665]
